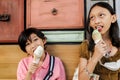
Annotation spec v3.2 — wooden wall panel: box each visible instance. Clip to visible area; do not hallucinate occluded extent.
[0,44,81,80]
[0,45,26,79]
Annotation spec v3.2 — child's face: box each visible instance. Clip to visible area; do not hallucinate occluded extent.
[89,6,116,34]
[25,33,46,55]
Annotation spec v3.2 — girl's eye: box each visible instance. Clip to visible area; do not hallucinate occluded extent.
[90,16,95,21]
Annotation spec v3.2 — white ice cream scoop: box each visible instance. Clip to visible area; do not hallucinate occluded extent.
[33,46,44,64]
[92,29,102,44]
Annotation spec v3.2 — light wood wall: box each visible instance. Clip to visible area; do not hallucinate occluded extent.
[0,44,81,80]
[0,45,26,80]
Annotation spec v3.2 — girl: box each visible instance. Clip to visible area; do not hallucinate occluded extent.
[78,2,120,80]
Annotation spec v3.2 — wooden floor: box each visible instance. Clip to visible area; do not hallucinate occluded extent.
[0,44,81,80]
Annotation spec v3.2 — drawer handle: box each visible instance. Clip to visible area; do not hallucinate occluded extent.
[0,14,10,22]
[51,8,58,15]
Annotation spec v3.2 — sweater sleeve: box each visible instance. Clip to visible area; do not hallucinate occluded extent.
[79,40,90,60]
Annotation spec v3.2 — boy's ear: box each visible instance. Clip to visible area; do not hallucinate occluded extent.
[111,14,117,23]
[43,38,47,44]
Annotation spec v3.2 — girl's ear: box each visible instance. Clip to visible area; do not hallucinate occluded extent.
[111,14,117,23]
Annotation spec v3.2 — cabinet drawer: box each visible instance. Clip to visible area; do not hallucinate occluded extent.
[27,0,84,29]
[0,0,24,43]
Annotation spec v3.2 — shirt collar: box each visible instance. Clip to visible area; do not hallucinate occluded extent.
[41,52,50,69]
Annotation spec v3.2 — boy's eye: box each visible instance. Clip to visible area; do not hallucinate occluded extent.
[99,13,105,17]
[26,42,30,46]
[33,38,38,41]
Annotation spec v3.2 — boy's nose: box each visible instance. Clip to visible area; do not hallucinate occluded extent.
[31,43,36,51]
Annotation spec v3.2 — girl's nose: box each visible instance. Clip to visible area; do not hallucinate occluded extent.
[94,17,101,24]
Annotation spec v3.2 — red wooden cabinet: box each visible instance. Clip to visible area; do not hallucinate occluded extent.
[27,0,84,29]
[0,0,24,43]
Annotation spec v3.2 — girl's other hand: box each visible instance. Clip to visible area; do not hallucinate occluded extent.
[93,40,108,60]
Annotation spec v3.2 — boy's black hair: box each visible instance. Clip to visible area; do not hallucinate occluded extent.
[18,28,46,52]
